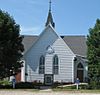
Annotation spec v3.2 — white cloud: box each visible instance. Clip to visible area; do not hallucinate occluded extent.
[20,26,42,35]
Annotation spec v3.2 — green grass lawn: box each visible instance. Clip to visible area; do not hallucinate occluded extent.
[79,90,100,93]
[53,88,100,93]
[52,84,100,93]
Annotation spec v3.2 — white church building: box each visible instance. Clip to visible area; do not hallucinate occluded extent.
[16,1,88,85]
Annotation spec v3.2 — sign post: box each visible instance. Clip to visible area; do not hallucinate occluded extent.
[12,76,16,89]
[75,78,80,90]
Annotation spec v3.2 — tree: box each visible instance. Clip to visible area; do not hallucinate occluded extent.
[0,10,24,79]
[87,19,100,89]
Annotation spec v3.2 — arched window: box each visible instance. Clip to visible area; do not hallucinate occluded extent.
[39,55,45,74]
[53,55,59,74]
[77,63,83,69]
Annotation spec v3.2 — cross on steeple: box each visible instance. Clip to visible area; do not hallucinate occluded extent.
[49,0,51,12]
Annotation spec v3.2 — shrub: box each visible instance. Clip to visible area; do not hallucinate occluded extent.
[32,80,43,86]
[0,80,11,85]
[15,82,34,89]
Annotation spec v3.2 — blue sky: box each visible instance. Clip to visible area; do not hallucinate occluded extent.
[0,0,100,36]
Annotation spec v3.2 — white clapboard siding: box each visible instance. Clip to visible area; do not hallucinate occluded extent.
[24,24,75,83]
[24,25,59,82]
[51,37,75,83]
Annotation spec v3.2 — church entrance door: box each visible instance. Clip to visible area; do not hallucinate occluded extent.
[77,63,84,82]
[77,69,83,82]
[44,74,53,85]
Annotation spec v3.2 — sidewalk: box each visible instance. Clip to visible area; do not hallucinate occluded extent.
[40,86,52,91]
[0,90,100,95]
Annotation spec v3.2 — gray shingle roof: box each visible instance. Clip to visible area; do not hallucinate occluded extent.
[62,36,87,56]
[23,35,87,56]
[22,35,38,53]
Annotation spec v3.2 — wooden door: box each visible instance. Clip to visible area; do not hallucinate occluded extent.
[77,70,83,82]
[77,63,84,82]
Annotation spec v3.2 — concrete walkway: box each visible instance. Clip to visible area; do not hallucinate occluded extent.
[40,86,52,91]
[0,90,100,95]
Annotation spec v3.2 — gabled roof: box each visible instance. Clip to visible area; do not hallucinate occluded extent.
[23,35,87,56]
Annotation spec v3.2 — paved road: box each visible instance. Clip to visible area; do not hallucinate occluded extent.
[0,90,100,95]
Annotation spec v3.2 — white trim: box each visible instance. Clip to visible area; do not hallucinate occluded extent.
[72,57,75,83]
[75,54,87,58]
[21,60,25,82]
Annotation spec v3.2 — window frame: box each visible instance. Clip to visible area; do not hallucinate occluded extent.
[39,55,45,74]
[53,55,59,74]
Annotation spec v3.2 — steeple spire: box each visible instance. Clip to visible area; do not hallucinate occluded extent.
[45,0,55,28]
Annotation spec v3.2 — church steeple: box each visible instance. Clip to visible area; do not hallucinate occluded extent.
[45,0,55,28]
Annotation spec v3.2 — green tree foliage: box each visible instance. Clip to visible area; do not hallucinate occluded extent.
[0,10,24,79]
[87,19,100,89]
